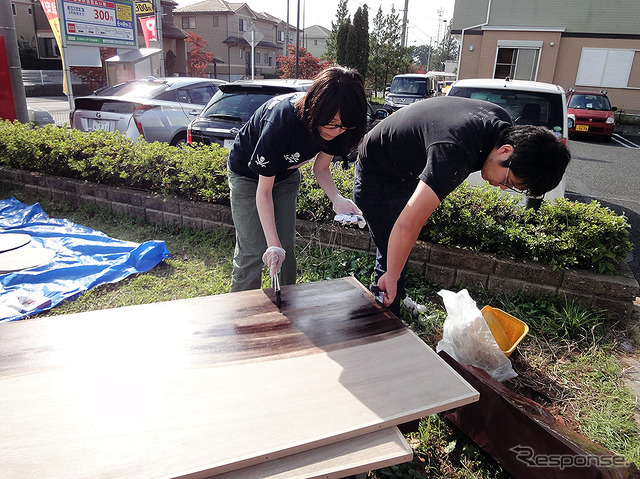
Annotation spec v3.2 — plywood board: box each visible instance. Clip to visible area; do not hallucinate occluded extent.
[0,277,478,478]
[214,427,412,479]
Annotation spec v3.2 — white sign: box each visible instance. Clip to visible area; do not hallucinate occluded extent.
[243,29,263,47]
[60,0,137,47]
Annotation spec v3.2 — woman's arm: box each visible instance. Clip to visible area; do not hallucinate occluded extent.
[255,174,280,247]
[313,152,362,215]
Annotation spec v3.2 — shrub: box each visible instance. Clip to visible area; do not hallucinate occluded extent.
[0,121,632,274]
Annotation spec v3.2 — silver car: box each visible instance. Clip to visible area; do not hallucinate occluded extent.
[70,77,226,146]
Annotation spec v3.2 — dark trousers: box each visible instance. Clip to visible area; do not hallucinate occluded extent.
[353,162,419,316]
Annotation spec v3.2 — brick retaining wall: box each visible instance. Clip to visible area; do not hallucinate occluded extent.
[2,166,638,319]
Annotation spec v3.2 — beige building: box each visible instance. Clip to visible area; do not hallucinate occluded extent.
[174,0,298,81]
[303,25,330,60]
[451,0,640,111]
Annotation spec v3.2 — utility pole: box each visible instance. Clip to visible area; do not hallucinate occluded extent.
[401,0,409,48]
[295,0,300,78]
[155,0,165,76]
[285,0,289,57]
[0,0,29,122]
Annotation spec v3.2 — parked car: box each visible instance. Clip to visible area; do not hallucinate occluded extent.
[187,79,314,149]
[187,78,389,166]
[69,77,226,146]
[446,78,570,203]
[384,72,457,112]
[566,89,617,141]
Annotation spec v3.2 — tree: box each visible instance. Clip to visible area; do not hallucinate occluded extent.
[412,44,435,68]
[344,6,369,77]
[335,18,351,66]
[186,32,214,77]
[429,22,459,71]
[324,0,350,62]
[367,6,410,95]
[278,45,329,79]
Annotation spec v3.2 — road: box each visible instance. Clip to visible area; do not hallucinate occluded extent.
[24,96,640,285]
[564,133,640,285]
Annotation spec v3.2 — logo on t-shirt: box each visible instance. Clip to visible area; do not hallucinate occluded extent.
[255,155,269,167]
[284,152,300,163]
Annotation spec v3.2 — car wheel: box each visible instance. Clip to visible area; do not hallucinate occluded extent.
[171,132,187,147]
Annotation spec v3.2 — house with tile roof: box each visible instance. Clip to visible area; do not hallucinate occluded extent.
[174,0,298,80]
[303,25,330,60]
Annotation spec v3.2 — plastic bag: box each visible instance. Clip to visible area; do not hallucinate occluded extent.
[436,289,517,382]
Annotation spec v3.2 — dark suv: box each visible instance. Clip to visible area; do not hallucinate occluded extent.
[187,79,313,149]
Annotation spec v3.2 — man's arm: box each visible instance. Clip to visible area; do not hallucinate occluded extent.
[378,180,440,306]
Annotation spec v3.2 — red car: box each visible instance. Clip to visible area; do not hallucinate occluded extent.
[567,89,617,141]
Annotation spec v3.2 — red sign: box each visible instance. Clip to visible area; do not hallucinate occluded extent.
[138,15,156,47]
[0,37,17,121]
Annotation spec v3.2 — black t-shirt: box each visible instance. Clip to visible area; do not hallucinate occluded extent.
[358,96,512,201]
[227,93,325,182]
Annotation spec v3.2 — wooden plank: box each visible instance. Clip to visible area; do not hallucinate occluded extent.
[213,427,412,479]
[0,277,478,478]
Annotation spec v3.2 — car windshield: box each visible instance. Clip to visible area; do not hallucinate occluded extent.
[390,78,428,95]
[448,87,564,132]
[568,94,611,111]
[201,91,284,122]
[96,80,169,98]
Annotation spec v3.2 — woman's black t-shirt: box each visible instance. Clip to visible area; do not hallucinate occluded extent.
[227,93,322,182]
[357,96,512,201]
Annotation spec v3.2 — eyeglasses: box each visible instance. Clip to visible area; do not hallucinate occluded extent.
[500,161,530,195]
[321,123,355,130]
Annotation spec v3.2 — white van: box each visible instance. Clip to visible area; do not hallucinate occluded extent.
[446,78,571,203]
[384,72,457,112]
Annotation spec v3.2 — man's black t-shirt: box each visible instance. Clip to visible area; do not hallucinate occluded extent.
[358,96,512,201]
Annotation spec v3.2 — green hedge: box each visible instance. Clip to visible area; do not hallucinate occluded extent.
[0,121,632,274]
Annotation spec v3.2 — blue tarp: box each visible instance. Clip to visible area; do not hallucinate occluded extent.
[0,197,171,322]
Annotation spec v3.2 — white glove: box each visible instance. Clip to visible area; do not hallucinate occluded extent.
[332,194,362,216]
[262,246,286,277]
[334,213,367,228]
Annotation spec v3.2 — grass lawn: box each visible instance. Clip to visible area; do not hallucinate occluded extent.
[2,183,638,478]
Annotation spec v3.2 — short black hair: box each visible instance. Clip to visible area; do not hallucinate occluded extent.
[296,66,368,156]
[496,125,571,197]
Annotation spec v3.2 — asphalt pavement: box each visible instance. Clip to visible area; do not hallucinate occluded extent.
[564,133,640,287]
[26,96,72,126]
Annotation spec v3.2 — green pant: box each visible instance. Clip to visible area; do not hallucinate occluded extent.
[228,169,301,292]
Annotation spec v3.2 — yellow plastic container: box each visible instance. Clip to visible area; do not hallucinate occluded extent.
[481,305,529,358]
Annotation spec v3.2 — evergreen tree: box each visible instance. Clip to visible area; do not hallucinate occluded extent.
[336,18,351,66]
[367,6,410,95]
[324,0,349,62]
[429,22,459,71]
[352,6,369,77]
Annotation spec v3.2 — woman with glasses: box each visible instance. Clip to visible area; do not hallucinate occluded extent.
[353,96,571,315]
[228,66,368,292]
